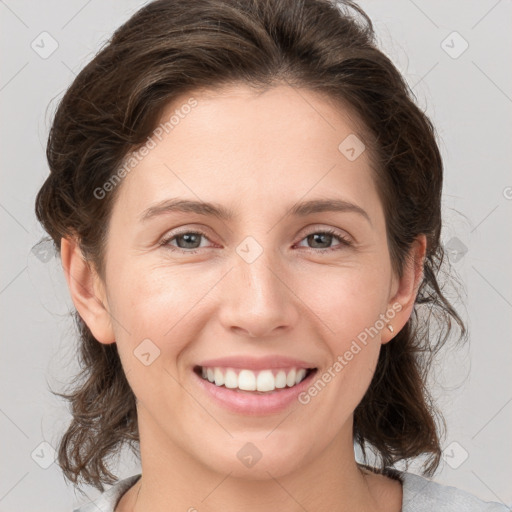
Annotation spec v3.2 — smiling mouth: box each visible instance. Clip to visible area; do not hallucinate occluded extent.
[193,365,317,394]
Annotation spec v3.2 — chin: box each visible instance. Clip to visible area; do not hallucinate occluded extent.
[198,438,308,481]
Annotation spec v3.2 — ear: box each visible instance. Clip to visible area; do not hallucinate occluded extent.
[381,234,427,344]
[60,236,115,345]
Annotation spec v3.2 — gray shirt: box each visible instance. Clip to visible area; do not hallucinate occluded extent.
[73,470,509,511]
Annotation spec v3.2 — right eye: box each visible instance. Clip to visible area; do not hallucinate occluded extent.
[160,230,213,254]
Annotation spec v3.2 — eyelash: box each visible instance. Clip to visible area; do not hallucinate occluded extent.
[159,228,353,255]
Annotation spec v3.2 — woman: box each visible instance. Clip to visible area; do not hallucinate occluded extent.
[34,0,508,510]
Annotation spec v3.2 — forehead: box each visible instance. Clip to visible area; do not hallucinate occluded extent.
[112,83,381,223]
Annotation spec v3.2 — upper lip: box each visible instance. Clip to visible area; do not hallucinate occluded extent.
[195,356,317,371]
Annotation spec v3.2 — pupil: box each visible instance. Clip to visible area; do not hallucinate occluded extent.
[180,233,199,248]
[310,233,331,248]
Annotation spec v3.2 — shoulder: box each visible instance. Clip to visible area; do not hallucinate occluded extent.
[72,474,142,512]
[397,470,510,512]
[71,470,510,512]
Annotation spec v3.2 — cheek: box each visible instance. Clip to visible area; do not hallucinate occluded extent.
[296,266,387,399]
[298,263,390,342]
[111,262,194,328]
[106,263,199,372]
[109,268,195,400]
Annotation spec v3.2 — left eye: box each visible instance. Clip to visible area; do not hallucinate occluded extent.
[295,229,352,252]
[160,228,352,254]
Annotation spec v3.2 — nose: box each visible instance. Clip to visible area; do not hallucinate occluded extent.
[218,247,300,339]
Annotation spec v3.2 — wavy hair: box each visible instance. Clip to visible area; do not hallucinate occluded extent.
[35,0,467,492]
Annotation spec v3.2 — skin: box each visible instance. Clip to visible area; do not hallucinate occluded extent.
[61,83,426,512]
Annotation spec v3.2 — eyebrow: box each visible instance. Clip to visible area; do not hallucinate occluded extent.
[139,197,371,225]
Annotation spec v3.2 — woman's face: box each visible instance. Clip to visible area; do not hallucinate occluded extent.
[69,84,423,479]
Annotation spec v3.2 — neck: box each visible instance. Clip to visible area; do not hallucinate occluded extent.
[122,411,395,512]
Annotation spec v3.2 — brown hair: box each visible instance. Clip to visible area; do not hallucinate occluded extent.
[35,0,466,492]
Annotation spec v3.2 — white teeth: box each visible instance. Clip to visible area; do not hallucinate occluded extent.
[286,368,296,387]
[224,368,238,389]
[214,368,224,386]
[295,369,306,385]
[238,369,256,391]
[256,370,275,392]
[275,370,287,389]
[198,366,312,392]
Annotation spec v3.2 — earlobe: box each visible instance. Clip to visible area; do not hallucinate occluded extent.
[60,236,115,345]
[382,234,427,344]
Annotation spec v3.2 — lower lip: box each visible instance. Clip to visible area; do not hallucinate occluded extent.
[192,369,318,416]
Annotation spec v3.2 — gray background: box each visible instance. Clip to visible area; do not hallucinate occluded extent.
[1,0,511,510]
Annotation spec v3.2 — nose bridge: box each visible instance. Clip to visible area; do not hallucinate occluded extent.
[238,239,282,303]
[220,235,298,337]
